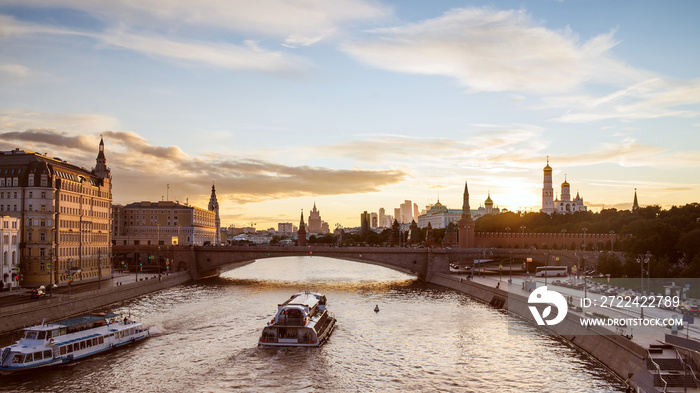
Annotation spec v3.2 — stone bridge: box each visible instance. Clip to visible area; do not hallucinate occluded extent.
[112,245,603,281]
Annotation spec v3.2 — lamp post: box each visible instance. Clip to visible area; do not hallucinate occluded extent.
[97,249,102,290]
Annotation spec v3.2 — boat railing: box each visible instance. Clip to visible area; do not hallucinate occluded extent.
[277,317,305,326]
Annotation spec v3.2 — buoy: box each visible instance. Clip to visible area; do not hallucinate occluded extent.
[374,304,380,313]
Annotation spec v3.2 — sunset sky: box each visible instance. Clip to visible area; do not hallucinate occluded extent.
[1,1,699,229]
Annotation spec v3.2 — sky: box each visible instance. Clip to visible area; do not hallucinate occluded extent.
[1,0,699,230]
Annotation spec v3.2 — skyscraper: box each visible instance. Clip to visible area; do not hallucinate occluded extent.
[308,203,322,234]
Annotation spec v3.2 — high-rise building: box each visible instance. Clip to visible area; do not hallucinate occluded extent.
[208,184,221,245]
[394,208,401,223]
[413,203,419,221]
[278,222,293,235]
[400,200,413,224]
[360,211,371,235]
[378,208,386,228]
[0,140,112,286]
[308,203,322,234]
[370,212,378,228]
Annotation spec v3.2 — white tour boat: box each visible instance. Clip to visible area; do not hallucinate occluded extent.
[0,313,149,373]
[259,291,336,347]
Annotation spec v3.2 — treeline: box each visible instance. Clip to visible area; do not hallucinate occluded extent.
[476,204,700,278]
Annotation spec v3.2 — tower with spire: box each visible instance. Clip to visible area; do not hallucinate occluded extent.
[297,210,307,246]
[308,202,322,234]
[632,188,639,212]
[541,157,555,214]
[93,136,111,180]
[208,183,221,245]
[458,181,475,248]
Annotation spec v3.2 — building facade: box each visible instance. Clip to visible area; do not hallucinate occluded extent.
[416,201,461,229]
[112,200,216,246]
[0,216,20,290]
[0,140,112,286]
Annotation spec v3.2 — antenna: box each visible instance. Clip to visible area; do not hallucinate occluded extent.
[166,184,170,200]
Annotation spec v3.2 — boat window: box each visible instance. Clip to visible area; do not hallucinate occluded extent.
[86,339,93,348]
[92,338,98,346]
[60,328,66,336]
[24,331,38,340]
[38,331,46,340]
[99,336,104,344]
[24,353,33,363]
[80,341,86,350]
[129,328,134,336]
[60,346,66,355]
[11,354,23,364]
[43,350,52,358]
[67,344,73,353]
[33,352,43,360]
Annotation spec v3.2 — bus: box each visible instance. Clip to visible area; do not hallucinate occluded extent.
[535,266,568,277]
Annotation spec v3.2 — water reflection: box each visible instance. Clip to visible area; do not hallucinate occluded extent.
[1,257,625,392]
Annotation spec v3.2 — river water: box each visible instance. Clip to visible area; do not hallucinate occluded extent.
[3,257,626,392]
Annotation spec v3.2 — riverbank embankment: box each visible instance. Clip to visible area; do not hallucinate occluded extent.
[429,273,648,390]
[0,272,191,335]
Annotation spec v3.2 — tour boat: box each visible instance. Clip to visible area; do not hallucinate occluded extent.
[0,313,149,373]
[259,291,336,347]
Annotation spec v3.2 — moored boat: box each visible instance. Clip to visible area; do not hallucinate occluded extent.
[259,291,336,347]
[0,313,149,373]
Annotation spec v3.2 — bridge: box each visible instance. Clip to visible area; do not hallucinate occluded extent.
[112,245,603,281]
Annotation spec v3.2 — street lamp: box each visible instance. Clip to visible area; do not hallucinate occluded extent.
[97,249,101,290]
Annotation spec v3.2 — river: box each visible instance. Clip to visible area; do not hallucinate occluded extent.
[3,256,626,392]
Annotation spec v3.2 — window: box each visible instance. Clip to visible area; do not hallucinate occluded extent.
[28,177,34,186]
[40,248,45,257]
[13,192,17,198]
[27,231,32,241]
[28,191,33,198]
[2,221,6,228]
[40,233,46,241]
[40,219,46,227]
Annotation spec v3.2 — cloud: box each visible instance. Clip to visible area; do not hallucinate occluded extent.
[0,63,30,77]
[1,0,391,46]
[545,78,700,123]
[341,7,648,93]
[0,126,405,206]
[0,15,310,73]
[321,125,547,172]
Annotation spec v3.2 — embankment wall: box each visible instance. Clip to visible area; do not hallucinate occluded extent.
[0,272,191,335]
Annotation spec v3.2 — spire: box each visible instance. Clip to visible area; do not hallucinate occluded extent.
[633,188,639,212]
[300,209,306,227]
[461,181,471,217]
[94,135,110,178]
[208,182,221,244]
